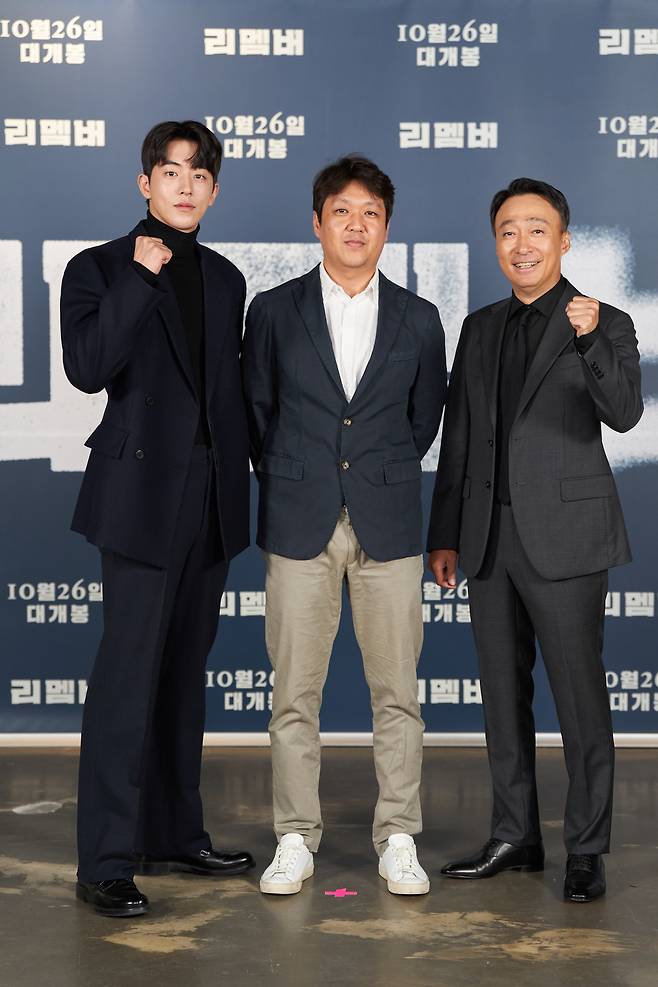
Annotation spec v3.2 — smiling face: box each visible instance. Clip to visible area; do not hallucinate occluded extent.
[312,180,388,284]
[137,139,218,232]
[494,193,570,303]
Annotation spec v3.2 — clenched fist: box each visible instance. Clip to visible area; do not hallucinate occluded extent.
[429,549,458,589]
[565,295,599,336]
[134,236,172,275]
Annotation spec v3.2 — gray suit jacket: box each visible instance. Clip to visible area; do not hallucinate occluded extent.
[427,279,643,580]
[242,265,447,561]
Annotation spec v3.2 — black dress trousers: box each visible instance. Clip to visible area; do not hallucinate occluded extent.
[468,504,614,855]
[77,447,228,882]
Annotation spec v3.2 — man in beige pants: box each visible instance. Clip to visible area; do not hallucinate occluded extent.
[242,155,447,895]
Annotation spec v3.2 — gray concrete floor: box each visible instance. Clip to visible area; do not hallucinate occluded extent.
[0,747,656,987]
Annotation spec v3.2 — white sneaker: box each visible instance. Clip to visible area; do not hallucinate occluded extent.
[259,833,314,895]
[378,833,430,895]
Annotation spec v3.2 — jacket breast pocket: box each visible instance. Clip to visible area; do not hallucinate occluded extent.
[548,352,584,383]
[383,458,421,484]
[85,421,129,459]
[258,453,305,480]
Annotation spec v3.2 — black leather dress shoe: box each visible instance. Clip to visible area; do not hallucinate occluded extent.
[135,847,255,877]
[564,853,606,902]
[76,879,149,917]
[441,837,545,879]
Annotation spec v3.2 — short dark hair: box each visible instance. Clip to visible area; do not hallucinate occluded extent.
[489,177,570,233]
[141,120,222,180]
[313,154,395,224]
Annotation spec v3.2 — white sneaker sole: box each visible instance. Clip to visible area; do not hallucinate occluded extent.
[260,857,314,895]
[378,859,430,895]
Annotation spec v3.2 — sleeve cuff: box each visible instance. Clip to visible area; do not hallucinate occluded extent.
[131,260,160,288]
[574,326,600,354]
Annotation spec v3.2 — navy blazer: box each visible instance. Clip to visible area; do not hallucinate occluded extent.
[427,279,643,580]
[61,221,250,567]
[241,265,447,562]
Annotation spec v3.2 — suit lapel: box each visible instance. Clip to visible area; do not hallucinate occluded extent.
[350,273,407,404]
[127,221,198,400]
[293,266,346,399]
[481,298,510,427]
[200,247,231,400]
[157,268,198,402]
[514,280,575,422]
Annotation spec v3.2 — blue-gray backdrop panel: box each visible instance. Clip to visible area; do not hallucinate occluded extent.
[0,0,656,733]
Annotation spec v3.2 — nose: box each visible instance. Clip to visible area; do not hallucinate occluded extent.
[347,216,364,232]
[515,231,531,253]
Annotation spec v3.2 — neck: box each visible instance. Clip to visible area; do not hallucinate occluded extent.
[322,259,376,298]
[145,210,199,257]
[513,274,562,306]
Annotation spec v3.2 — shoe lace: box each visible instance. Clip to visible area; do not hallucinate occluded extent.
[569,854,595,873]
[271,844,302,878]
[392,845,419,878]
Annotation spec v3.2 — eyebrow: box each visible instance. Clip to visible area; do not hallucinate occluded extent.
[334,195,378,206]
[499,216,549,228]
[161,159,182,167]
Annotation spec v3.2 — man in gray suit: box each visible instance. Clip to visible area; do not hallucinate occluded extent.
[242,155,446,896]
[428,177,643,902]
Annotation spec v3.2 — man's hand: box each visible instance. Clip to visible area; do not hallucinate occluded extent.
[565,295,599,336]
[429,549,458,589]
[134,236,172,275]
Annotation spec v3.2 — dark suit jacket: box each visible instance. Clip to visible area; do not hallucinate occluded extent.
[60,220,250,567]
[241,265,447,562]
[427,279,643,580]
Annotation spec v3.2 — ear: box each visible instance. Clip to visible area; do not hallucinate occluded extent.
[208,182,220,207]
[384,221,390,244]
[561,230,571,256]
[312,210,321,240]
[137,173,150,202]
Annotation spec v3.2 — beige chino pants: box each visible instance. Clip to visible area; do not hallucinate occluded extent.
[264,507,424,855]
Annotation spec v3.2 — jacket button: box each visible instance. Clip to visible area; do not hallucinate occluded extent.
[485,480,491,488]
[488,439,494,447]
[145,395,155,407]
[343,418,352,427]
[341,460,350,470]
[135,449,145,460]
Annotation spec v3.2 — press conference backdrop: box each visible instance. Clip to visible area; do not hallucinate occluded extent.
[0,0,656,740]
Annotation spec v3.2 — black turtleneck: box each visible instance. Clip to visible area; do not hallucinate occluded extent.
[134,211,211,446]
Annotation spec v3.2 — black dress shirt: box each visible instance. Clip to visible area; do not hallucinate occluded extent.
[494,277,565,504]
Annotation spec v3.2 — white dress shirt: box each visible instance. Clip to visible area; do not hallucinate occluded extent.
[319,263,379,401]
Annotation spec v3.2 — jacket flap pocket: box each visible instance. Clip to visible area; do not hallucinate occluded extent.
[383,458,421,484]
[84,421,129,459]
[560,474,616,501]
[388,348,416,362]
[462,477,471,498]
[258,453,304,480]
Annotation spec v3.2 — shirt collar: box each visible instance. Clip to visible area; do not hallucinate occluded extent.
[510,275,565,319]
[319,263,379,302]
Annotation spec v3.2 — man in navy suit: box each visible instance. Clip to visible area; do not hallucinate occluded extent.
[242,156,447,897]
[61,120,254,916]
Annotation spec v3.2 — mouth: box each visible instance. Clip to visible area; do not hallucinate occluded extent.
[513,260,540,270]
[175,203,195,210]
[344,239,366,247]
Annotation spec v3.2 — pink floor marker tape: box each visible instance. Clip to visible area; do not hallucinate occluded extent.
[324,888,358,897]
